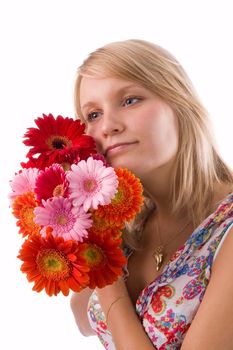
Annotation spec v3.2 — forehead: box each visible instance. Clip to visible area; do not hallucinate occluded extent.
[79,77,143,108]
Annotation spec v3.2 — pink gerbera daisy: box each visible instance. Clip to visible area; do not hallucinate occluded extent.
[67,157,118,212]
[9,168,39,203]
[34,164,69,202]
[34,197,92,242]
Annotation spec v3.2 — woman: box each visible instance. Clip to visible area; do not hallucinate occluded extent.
[70,39,233,349]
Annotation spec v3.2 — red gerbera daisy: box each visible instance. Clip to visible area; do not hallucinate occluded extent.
[91,153,109,167]
[21,149,99,171]
[12,192,41,237]
[21,155,46,170]
[82,229,127,289]
[21,151,79,171]
[34,164,69,201]
[23,113,96,159]
[18,232,90,296]
[94,168,144,226]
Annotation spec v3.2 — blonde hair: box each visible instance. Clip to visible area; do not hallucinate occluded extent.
[74,39,233,248]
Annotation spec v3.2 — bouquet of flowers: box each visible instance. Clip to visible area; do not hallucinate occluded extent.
[9,114,144,296]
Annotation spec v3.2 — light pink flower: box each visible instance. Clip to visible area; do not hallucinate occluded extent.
[34,197,92,242]
[67,157,118,212]
[9,168,39,203]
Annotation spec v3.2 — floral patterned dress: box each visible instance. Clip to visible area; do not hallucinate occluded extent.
[87,192,233,349]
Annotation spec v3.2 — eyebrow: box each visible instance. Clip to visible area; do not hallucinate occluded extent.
[81,83,142,111]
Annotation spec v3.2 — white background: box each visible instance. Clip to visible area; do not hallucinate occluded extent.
[0,1,232,349]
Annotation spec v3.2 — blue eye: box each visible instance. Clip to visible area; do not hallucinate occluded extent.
[123,97,140,106]
[87,111,100,122]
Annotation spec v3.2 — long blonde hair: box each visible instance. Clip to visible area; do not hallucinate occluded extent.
[74,39,233,247]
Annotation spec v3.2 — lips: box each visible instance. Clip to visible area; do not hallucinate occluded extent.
[104,142,138,156]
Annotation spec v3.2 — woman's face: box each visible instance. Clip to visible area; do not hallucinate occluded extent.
[79,77,179,180]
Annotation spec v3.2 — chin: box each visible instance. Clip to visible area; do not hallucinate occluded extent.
[109,158,141,176]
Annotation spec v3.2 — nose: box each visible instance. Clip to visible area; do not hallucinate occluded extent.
[101,110,125,138]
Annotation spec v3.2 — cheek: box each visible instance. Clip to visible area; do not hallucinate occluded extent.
[85,123,92,136]
[85,126,103,153]
[142,107,178,154]
[85,125,98,139]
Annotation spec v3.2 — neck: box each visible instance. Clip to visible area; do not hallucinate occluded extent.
[143,207,192,247]
[141,157,176,219]
[142,182,232,250]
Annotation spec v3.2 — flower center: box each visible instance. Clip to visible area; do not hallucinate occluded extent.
[93,216,107,230]
[21,206,40,232]
[36,249,71,281]
[84,244,105,268]
[83,179,97,192]
[47,135,72,150]
[61,162,71,171]
[21,206,35,225]
[112,189,123,204]
[92,214,117,231]
[56,214,68,225]
[53,184,64,197]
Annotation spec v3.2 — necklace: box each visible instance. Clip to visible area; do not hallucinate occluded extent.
[152,216,191,271]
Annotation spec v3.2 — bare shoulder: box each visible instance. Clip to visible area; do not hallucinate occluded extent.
[181,224,233,350]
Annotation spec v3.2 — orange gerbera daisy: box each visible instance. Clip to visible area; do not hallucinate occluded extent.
[94,168,144,226]
[18,232,90,296]
[12,192,41,237]
[90,211,123,239]
[82,229,127,289]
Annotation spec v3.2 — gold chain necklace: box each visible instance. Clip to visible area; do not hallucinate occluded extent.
[152,216,191,271]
